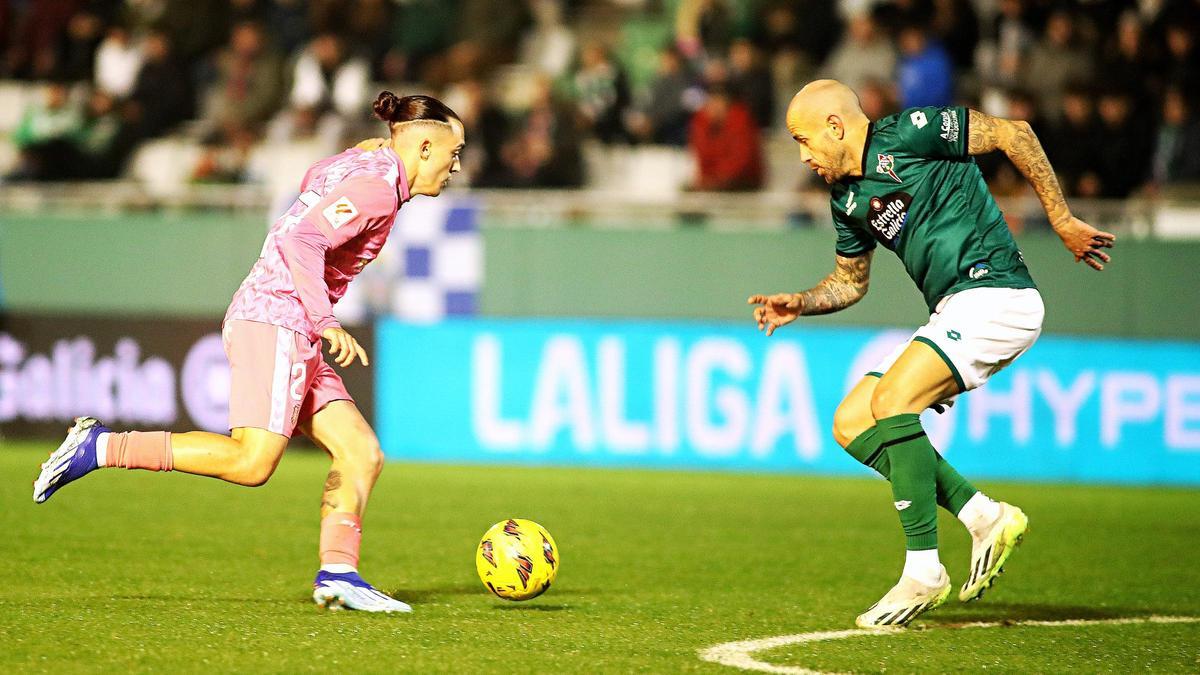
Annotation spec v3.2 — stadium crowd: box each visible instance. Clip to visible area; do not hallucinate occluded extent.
[2,0,1199,197]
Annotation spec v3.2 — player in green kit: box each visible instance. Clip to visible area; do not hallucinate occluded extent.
[748,80,1115,628]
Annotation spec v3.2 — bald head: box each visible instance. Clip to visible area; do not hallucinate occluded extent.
[785,79,871,184]
[786,79,866,134]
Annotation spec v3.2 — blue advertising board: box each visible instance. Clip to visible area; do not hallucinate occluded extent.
[375,318,1200,485]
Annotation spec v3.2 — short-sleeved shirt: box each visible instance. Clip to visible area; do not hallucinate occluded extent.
[224,146,411,341]
[829,106,1036,311]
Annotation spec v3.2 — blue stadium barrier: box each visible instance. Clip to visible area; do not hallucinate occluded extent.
[375,318,1200,485]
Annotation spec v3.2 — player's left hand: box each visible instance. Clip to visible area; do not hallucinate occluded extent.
[1054,216,1115,271]
[354,138,388,151]
[322,327,370,368]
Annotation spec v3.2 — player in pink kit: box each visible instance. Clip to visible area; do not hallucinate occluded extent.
[33,92,465,613]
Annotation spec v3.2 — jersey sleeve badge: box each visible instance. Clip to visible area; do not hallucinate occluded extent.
[322,197,359,230]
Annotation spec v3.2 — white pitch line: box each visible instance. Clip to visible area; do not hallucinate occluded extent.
[698,615,1200,675]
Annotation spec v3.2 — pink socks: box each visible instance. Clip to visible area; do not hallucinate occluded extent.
[319,512,362,568]
[105,431,174,471]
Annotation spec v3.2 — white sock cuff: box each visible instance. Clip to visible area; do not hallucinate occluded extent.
[320,563,358,574]
[903,548,943,586]
[95,432,110,467]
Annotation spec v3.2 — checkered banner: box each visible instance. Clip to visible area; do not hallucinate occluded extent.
[334,196,483,324]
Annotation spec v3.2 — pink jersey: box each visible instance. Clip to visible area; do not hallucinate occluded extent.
[225,147,412,340]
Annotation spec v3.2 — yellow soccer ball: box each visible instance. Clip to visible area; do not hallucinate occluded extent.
[475,519,559,601]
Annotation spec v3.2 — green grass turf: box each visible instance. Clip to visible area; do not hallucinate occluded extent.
[2,441,1199,673]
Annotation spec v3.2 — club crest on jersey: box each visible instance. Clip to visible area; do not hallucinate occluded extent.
[876,154,901,182]
[322,196,358,229]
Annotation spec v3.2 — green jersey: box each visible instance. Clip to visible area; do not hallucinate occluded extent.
[829,106,1036,311]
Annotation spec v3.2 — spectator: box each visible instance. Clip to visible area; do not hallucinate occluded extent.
[157,0,230,65]
[754,0,839,66]
[127,29,194,139]
[458,0,530,65]
[519,0,576,79]
[728,39,774,129]
[1093,89,1153,198]
[977,0,1034,89]
[76,89,138,179]
[497,77,584,188]
[57,6,106,82]
[1101,11,1155,102]
[382,0,460,83]
[445,78,508,187]
[675,0,734,60]
[1047,84,1101,197]
[5,0,83,79]
[858,78,897,120]
[627,45,696,146]
[931,0,979,71]
[269,32,369,144]
[1152,87,1200,186]
[822,12,896,95]
[205,21,283,141]
[1162,19,1200,94]
[1023,9,1093,120]
[9,81,85,181]
[689,86,763,191]
[573,42,630,144]
[94,24,143,100]
[895,23,954,108]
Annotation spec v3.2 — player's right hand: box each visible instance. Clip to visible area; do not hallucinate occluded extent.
[322,327,370,367]
[747,293,802,337]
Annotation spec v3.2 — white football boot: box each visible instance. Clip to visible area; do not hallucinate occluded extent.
[856,565,952,628]
[959,502,1028,602]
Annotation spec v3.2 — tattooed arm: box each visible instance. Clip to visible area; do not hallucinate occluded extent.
[748,252,872,336]
[967,109,1116,270]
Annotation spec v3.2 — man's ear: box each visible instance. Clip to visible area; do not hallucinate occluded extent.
[420,138,432,159]
[827,114,845,140]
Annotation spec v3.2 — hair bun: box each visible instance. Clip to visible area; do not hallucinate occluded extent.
[373,91,400,123]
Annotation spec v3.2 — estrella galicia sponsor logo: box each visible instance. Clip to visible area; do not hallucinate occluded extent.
[969,262,990,279]
[939,109,960,142]
[876,154,902,182]
[867,191,912,248]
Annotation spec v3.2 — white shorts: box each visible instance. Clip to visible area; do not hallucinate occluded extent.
[870,287,1044,400]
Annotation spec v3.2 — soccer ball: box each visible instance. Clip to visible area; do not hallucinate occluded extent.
[475,519,559,601]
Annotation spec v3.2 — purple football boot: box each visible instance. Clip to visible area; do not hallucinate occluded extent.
[33,417,108,504]
[313,569,411,613]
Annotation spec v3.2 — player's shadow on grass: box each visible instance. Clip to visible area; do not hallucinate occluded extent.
[928,602,1168,624]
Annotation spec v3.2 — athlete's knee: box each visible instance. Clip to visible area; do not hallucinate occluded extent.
[335,438,385,480]
[832,402,872,449]
[230,436,285,487]
[366,444,385,479]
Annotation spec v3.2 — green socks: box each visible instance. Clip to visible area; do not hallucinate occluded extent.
[845,420,977,516]
[875,413,940,551]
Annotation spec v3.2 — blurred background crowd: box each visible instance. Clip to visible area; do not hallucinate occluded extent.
[1,0,1199,199]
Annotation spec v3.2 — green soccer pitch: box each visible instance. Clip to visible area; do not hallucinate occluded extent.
[3,441,1198,673]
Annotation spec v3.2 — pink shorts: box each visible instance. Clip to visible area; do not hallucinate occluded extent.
[222,319,352,437]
